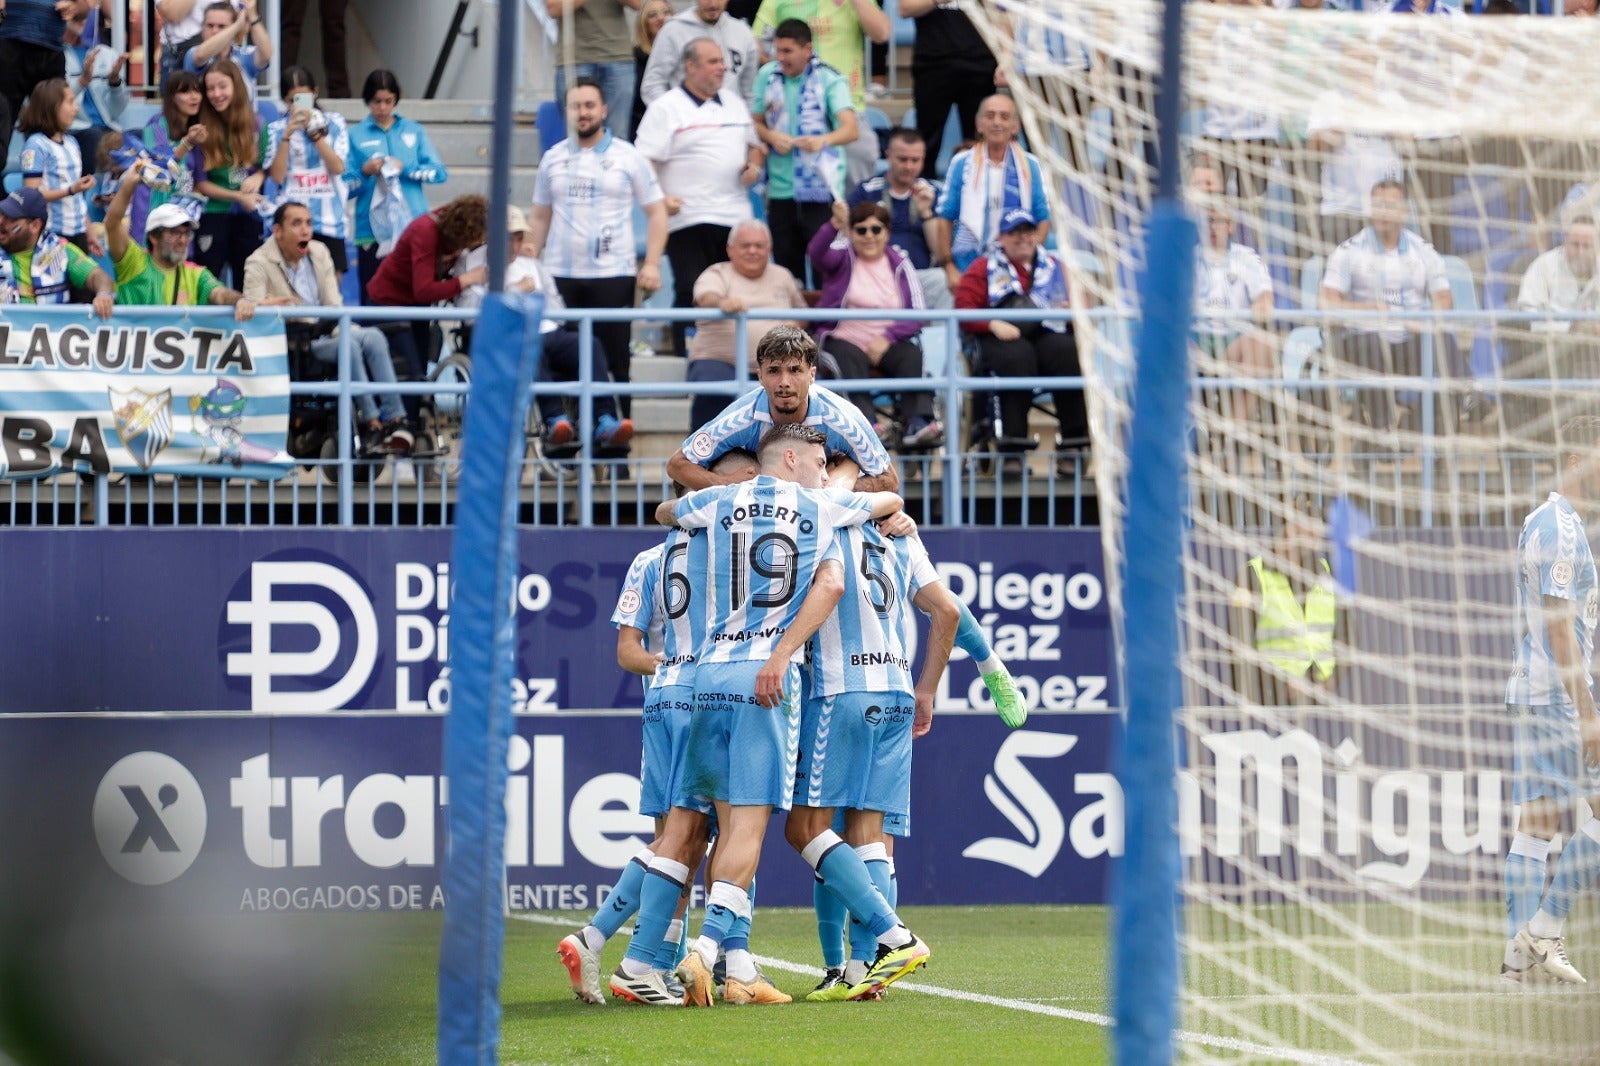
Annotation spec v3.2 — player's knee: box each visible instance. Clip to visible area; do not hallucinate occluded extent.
[783,808,824,851]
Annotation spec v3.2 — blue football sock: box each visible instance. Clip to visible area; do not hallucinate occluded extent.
[814,876,847,968]
[803,831,896,939]
[954,599,993,663]
[1505,833,1550,939]
[592,850,651,939]
[1542,824,1600,922]
[694,880,748,959]
[623,858,687,968]
[726,876,755,950]
[651,918,683,972]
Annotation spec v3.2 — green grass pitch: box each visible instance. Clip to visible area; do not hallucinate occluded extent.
[299,905,1114,1066]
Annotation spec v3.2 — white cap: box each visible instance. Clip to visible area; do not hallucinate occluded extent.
[507,206,529,234]
[145,204,198,234]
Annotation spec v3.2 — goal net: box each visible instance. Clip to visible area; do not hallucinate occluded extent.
[963,1,1600,1060]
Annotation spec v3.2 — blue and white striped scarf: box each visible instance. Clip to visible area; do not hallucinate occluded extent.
[986,245,1070,333]
[763,56,843,204]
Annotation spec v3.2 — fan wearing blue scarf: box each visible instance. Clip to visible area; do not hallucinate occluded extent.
[753,18,858,281]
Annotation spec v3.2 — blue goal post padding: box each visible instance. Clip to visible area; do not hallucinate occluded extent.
[437,293,544,1066]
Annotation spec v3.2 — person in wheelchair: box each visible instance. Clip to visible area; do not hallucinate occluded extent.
[453,206,633,456]
[954,208,1087,475]
[243,201,413,455]
[808,199,944,452]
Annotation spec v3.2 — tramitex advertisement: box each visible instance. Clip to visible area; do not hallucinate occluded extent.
[0,528,1118,910]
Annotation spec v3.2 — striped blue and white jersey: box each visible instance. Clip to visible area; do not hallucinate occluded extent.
[532,132,663,280]
[20,134,87,237]
[674,476,874,665]
[264,110,351,239]
[808,521,939,698]
[680,383,891,478]
[1508,491,1598,712]
[612,543,664,698]
[656,525,707,689]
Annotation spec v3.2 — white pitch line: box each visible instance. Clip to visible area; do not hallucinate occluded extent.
[508,911,1368,1065]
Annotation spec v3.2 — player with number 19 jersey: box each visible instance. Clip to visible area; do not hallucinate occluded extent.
[673,476,876,808]
[801,523,938,817]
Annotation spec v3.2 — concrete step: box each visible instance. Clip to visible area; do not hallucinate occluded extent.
[632,396,691,438]
[632,354,687,384]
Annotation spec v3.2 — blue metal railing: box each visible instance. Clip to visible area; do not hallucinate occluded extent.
[0,302,1591,528]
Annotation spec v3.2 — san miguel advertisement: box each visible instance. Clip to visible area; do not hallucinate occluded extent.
[0,529,1119,910]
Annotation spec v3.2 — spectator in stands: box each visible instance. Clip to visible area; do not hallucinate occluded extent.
[183,0,272,104]
[103,169,255,317]
[478,208,636,453]
[753,19,856,280]
[686,219,807,430]
[630,0,674,142]
[0,187,115,315]
[1508,217,1600,435]
[63,14,130,168]
[130,70,207,247]
[347,69,449,303]
[954,208,1086,472]
[191,59,265,287]
[528,76,666,426]
[934,94,1052,298]
[156,0,207,85]
[367,194,489,421]
[1320,178,1466,433]
[1306,77,1403,250]
[752,0,888,188]
[848,128,948,310]
[244,201,413,457]
[0,0,96,154]
[809,200,942,451]
[549,0,638,138]
[899,0,998,181]
[281,0,352,98]
[635,38,764,357]
[1193,191,1277,426]
[640,0,759,107]
[264,67,351,275]
[18,79,100,256]
[1195,2,1277,203]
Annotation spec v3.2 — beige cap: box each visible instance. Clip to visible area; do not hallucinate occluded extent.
[507,206,529,234]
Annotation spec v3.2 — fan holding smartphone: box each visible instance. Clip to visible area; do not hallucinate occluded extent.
[263,66,350,274]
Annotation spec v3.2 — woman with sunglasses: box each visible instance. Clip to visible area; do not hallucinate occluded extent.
[807,199,944,451]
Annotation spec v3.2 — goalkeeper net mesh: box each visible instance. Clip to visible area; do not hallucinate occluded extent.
[963,1,1600,1060]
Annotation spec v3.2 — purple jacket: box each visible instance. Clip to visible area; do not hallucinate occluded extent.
[806,220,926,346]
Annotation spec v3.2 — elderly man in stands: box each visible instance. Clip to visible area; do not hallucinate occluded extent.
[686,220,807,431]
[1320,178,1470,433]
[635,38,765,357]
[934,94,1052,299]
[1510,216,1600,435]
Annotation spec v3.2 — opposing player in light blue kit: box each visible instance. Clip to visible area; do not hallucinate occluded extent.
[789,454,958,1000]
[1503,415,1600,987]
[559,450,761,1007]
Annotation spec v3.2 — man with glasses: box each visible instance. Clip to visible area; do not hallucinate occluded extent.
[848,128,950,310]
[0,187,116,317]
[105,168,255,317]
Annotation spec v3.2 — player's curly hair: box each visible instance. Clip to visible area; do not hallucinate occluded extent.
[754,324,817,368]
[435,194,488,258]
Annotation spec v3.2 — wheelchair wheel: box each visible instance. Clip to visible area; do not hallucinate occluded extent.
[320,435,376,484]
[419,352,472,485]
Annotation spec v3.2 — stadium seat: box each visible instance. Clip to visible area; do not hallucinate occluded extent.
[537,100,564,156]
[120,101,159,131]
[2,173,21,195]
[255,98,282,125]
[1282,325,1323,382]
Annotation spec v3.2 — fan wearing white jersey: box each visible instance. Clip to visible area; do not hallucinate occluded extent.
[1502,415,1600,988]
[790,456,958,1001]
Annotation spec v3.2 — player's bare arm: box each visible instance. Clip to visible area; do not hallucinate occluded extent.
[754,560,845,708]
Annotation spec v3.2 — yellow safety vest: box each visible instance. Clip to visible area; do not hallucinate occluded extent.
[1248,556,1336,682]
